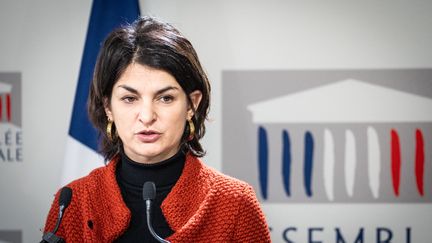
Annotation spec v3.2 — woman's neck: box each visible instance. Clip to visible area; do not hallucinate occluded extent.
[117,149,186,188]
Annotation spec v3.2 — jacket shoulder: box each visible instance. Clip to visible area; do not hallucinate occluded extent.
[200,162,256,199]
[42,161,125,242]
[43,164,110,223]
[199,162,271,241]
[64,163,110,192]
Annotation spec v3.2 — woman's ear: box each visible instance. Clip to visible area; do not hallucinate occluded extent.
[103,97,113,121]
[187,90,202,119]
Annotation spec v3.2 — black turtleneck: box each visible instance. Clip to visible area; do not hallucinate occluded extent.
[114,150,186,243]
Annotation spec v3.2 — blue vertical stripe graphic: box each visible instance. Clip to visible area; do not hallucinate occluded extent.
[258,126,269,199]
[304,131,314,197]
[282,130,291,196]
[68,0,140,151]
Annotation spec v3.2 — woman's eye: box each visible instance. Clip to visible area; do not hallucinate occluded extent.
[122,96,137,103]
[159,95,174,103]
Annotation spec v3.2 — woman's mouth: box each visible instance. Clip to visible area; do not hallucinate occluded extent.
[135,130,161,143]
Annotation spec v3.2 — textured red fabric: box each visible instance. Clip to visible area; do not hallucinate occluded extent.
[43,154,271,242]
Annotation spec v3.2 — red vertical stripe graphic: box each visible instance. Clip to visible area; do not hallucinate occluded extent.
[415,129,425,196]
[0,96,2,121]
[6,93,11,122]
[391,129,401,197]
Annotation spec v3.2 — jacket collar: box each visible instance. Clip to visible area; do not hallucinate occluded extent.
[162,154,211,232]
[98,155,131,241]
[99,153,211,240]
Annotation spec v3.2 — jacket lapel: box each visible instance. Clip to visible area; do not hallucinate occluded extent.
[161,154,212,233]
[97,158,131,241]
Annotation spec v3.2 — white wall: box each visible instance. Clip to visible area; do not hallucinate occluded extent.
[1,0,431,242]
[142,0,432,170]
[0,0,91,242]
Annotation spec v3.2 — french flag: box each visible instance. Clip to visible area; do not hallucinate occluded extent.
[61,0,140,186]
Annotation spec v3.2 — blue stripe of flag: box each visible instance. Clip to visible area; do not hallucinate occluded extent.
[69,0,140,151]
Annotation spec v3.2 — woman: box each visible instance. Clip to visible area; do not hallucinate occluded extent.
[43,16,271,242]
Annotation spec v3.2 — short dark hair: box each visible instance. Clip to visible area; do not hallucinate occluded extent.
[88,16,211,161]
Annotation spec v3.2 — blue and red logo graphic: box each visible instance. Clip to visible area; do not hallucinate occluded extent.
[0,72,22,162]
[0,83,13,123]
[248,79,432,203]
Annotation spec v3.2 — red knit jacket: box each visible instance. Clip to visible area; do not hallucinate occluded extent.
[43,154,271,242]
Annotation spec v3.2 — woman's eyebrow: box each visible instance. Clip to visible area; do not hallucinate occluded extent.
[117,84,179,95]
[117,84,139,95]
[155,86,179,95]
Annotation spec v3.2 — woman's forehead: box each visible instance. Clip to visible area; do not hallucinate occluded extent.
[115,63,180,90]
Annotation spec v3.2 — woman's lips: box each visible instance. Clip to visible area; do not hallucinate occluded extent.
[135,130,161,143]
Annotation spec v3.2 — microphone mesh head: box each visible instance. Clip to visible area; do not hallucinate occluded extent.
[59,187,72,208]
[143,181,156,200]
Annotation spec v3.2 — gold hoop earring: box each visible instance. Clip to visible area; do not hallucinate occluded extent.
[187,119,195,141]
[107,120,113,141]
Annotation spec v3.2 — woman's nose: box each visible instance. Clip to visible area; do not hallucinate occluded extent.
[138,101,156,125]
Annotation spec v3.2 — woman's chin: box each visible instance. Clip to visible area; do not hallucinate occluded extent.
[126,145,177,163]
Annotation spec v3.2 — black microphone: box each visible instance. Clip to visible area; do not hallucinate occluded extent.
[41,187,73,243]
[143,182,170,243]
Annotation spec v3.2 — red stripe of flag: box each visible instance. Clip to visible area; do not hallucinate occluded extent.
[415,129,424,196]
[391,129,401,197]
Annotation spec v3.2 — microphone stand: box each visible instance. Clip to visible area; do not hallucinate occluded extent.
[40,187,72,243]
[146,200,170,243]
[40,232,65,243]
[143,181,171,243]
[40,205,66,243]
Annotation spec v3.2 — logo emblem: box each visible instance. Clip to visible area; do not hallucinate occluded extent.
[222,70,432,203]
[0,72,22,162]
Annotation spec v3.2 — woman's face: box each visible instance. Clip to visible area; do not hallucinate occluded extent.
[105,63,202,164]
